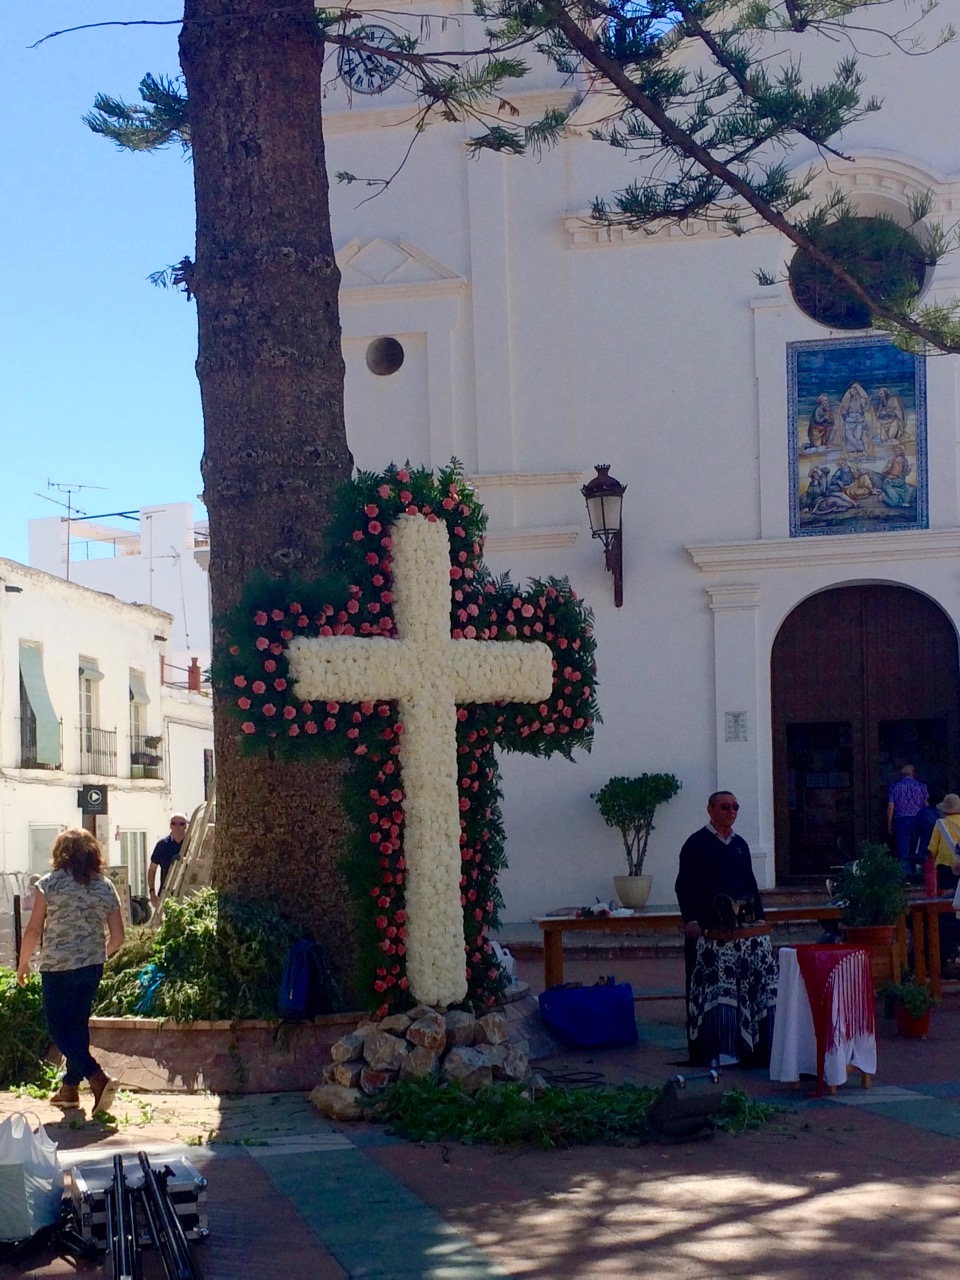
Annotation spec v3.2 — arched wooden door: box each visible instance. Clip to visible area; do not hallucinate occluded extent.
[772,584,960,880]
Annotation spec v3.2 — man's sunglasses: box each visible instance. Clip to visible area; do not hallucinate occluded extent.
[715,802,739,811]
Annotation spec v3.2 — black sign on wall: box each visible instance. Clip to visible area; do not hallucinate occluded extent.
[78,785,108,815]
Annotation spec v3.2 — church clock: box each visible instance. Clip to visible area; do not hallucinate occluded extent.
[337,25,404,95]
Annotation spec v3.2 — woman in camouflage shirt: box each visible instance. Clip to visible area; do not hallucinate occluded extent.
[16,829,124,1113]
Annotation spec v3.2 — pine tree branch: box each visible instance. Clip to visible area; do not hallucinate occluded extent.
[541,0,960,354]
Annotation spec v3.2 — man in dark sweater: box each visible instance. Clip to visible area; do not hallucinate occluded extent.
[148,813,188,909]
[676,791,765,1062]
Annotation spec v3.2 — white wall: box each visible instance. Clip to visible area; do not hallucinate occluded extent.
[321,2,960,918]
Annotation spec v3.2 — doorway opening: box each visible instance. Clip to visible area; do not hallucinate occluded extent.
[772,584,959,881]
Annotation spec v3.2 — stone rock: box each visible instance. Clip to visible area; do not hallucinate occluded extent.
[399,1045,440,1082]
[444,1010,477,1047]
[330,1031,367,1062]
[407,1004,438,1022]
[496,1045,529,1083]
[320,1062,339,1086]
[406,1012,446,1054]
[523,1073,550,1100]
[332,1060,364,1089]
[441,1046,495,1094]
[309,1084,363,1121]
[471,1043,504,1070]
[379,1013,413,1035]
[476,1012,508,1046]
[360,1066,398,1095]
[363,1029,410,1071]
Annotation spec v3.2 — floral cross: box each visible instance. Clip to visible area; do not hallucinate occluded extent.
[217,462,599,1014]
[287,514,552,1006]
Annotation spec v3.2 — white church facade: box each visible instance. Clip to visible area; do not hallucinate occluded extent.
[320,3,960,919]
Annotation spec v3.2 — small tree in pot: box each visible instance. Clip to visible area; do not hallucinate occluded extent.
[836,840,908,988]
[592,773,682,909]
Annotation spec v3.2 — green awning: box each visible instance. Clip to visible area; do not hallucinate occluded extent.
[129,670,150,706]
[19,642,61,767]
[79,659,104,682]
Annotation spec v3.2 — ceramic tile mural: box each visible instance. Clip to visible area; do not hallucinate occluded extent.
[788,336,927,536]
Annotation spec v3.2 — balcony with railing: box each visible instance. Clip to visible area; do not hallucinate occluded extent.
[130,734,164,780]
[80,726,117,776]
[18,715,63,769]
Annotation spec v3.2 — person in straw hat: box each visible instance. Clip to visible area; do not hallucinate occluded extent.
[926,794,960,975]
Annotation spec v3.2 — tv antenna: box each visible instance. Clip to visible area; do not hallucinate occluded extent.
[35,481,108,581]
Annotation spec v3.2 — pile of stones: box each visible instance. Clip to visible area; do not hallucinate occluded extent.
[310,1005,533,1120]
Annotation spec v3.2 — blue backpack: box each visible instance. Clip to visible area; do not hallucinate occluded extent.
[278,939,328,1020]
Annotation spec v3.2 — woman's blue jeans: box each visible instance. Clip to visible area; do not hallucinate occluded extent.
[41,964,104,1085]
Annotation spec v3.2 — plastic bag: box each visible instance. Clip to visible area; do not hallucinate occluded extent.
[0,1112,64,1241]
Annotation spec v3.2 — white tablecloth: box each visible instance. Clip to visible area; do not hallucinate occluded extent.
[769,947,877,1087]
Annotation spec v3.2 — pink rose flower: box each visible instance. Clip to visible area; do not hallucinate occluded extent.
[252,680,266,694]
[262,704,276,717]
[263,659,277,673]
[234,675,247,688]
[237,696,251,709]
[283,706,296,719]
[241,721,256,734]
[254,611,268,626]
[255,637,269,651]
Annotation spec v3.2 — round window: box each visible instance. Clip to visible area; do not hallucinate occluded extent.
[789,216,927,329]
[366,336,405,376]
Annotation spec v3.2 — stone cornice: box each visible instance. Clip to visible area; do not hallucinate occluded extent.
[688,529,960,574]
[469,471,583,489]
[340,278,467,304]
[706,585,761,611]
[485,526,580,553]
[324,89,574,135]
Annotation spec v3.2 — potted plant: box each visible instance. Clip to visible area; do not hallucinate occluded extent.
[592,773,682,910]
[836,840,908,988]
[883,976,938,1038]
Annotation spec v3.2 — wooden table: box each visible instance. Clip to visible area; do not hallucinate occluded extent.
[535,905,842,989]
[907,895,957,998]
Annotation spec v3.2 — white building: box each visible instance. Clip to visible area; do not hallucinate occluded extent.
[0,559,213,895]
[317,4,960,919]
[29,502,211,680]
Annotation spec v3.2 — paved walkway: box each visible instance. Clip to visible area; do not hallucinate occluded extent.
[3,954,960,1278]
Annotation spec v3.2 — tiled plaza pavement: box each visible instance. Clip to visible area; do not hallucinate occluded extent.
[4,953,960,1278]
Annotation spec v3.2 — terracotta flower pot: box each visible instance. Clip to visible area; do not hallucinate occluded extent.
[841,924,898,989]
[895,1006,931,1038]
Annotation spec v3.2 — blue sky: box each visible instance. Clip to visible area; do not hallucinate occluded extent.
[2,4,203,564]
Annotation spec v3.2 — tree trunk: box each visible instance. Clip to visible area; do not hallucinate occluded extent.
[180,0,359,1001]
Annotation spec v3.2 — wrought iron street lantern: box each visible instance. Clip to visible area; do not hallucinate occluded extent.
[581,464,626,608]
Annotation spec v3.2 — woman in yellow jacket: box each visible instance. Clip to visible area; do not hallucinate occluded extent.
[927,793,960,894]
[927,793,960,976]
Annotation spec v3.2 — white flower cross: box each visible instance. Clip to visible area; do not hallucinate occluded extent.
[287,513,552,1007]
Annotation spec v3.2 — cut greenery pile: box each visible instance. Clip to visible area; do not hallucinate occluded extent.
[376,1079,771,1147]
[94,888,315,1021]
[0,968,49,1088]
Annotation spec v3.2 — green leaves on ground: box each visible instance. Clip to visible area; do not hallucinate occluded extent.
[377,1078,769,1147]
[0,969,49,1088]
